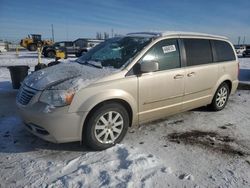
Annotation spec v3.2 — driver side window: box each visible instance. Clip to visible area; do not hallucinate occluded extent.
[140,39,181,71]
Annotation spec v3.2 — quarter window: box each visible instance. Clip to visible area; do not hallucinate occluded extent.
[141,39,181,71]
[183,39,213,66]
[212,40,236,62]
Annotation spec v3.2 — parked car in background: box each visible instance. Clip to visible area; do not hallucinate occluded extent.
[242,45,250,57]
[17,31,238,150]
[42,41,73,58]
[42,39,103,58]
[74,38,104,57]
[234,45,245,56]
[0,42,7,53]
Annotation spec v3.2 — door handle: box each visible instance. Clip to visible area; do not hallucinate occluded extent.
[174,74,184,79]
[187,72,195,77]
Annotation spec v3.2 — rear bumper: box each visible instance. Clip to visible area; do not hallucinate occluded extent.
[17,102,88,143]
[231,80,239,94]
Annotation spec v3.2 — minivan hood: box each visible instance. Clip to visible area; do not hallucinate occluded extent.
[24,62,117,91]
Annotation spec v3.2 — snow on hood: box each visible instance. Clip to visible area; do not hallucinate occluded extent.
[24,61,117,91]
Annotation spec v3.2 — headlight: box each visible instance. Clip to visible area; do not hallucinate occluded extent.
[39,89,75,107]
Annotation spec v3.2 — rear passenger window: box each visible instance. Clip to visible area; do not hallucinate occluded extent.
[141,39,181,71]
[183,39,213,66]
[212,40,235,62]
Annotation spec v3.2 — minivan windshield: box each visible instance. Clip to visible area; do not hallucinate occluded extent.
[76,36,152,69]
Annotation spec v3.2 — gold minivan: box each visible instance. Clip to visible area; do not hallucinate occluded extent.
[17,32,239,150]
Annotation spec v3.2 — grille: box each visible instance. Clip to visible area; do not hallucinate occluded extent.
[17,85,38,105]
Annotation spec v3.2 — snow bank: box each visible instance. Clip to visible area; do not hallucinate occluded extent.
[0,51,76,91]
[0,51,75,67]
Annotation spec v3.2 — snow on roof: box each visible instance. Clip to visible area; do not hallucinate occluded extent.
[127,31,228,40]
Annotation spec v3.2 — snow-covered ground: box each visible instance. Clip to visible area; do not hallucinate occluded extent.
[0,51,250,187]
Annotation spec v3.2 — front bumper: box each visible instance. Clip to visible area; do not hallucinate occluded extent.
[17,102,88,143]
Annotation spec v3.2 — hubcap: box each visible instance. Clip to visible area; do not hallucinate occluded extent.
[216,87,228,108]
[94,111,124,144]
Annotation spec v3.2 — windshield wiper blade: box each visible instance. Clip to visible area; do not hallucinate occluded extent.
[83,61,102,69]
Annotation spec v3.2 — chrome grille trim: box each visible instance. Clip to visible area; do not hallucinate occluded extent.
[17,85,38,105]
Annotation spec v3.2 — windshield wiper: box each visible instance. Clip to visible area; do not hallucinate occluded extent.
[83,61,102,69]
[76,59,102,69]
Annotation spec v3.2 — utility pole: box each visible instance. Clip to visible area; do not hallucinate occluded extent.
[51,24,55,42]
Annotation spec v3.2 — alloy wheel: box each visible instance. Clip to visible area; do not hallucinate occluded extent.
[94,111,124,144]
[216,86,228,108]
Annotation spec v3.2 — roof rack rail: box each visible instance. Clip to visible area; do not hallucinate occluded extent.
[126,32,161,37]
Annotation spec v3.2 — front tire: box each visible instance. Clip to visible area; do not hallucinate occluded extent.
[84,103,129,150]
[28,43,37,51]
[209,83,229,111]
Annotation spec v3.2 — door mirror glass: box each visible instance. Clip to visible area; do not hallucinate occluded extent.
[140,61,159,73]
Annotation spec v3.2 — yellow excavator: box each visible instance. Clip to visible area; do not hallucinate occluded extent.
[20,34,53,51]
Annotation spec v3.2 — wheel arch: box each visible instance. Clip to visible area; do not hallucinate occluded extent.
[211,76,233,104]
[80,49,88,53]
[223,80,232,93]
[81,98,134,142]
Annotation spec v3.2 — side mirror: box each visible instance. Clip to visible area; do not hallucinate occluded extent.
[140,61,159,73]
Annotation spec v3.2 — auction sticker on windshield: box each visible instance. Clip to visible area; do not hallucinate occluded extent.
[162,45,176,53]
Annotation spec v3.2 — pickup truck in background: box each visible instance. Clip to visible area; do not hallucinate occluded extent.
[242,45,250,57]
[42,38,104,58]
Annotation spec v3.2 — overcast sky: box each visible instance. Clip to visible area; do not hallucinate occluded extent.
[0,0,249,44]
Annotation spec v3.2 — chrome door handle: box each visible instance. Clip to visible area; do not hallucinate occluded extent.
[187,72,195,77]
[174,74,184,79]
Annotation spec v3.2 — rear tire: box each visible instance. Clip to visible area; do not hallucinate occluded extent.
[81,50,87,56]
[46,50,55,58]
[84,102,129,150]
[75,50,87,57]
[209,83,229,111]
[75,52,81,57]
